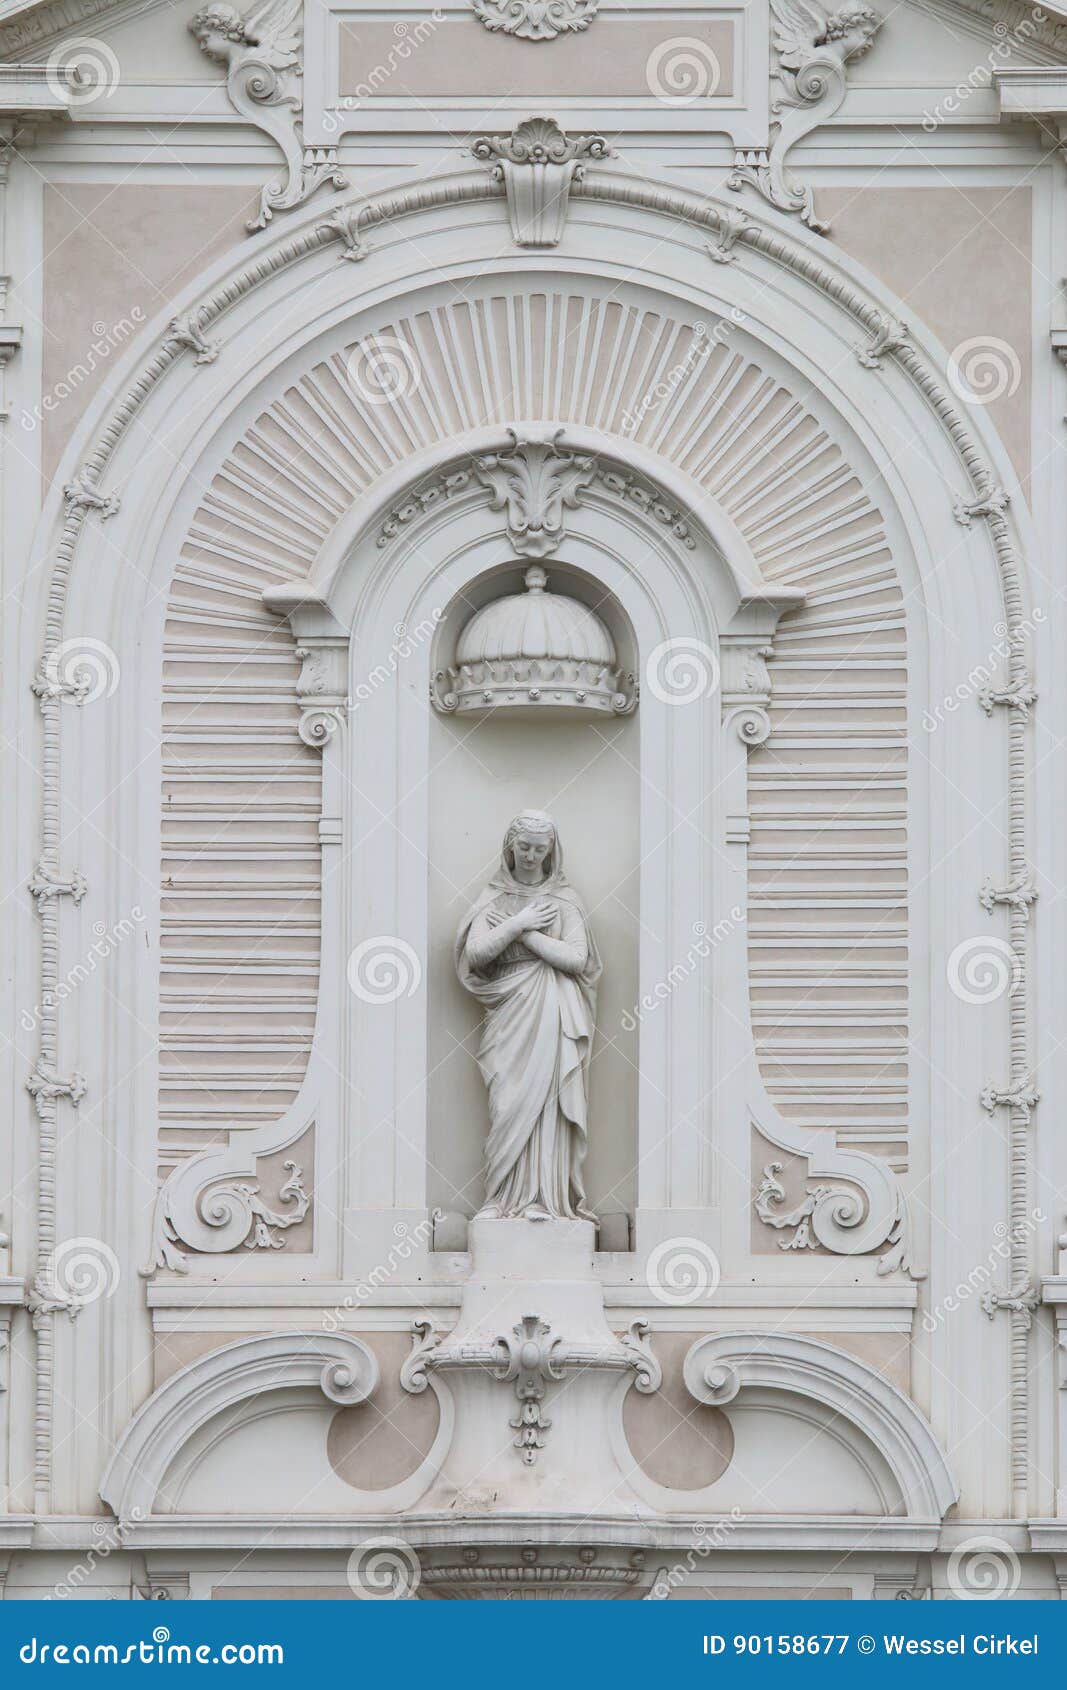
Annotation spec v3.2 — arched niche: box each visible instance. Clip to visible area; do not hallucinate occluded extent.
[29,186,1031,1350]
[256,426,799,1273]
[424,556,641,1222]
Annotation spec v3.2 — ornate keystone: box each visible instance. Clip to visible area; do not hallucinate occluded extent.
[473,428,596,557]
[471,118,611,247]
[473,0,599,38]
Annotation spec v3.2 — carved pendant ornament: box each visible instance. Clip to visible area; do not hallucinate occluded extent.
[401,1313,659,1465]
[472,0,600,39]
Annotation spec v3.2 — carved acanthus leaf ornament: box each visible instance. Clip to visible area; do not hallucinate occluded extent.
[472,0,599,38]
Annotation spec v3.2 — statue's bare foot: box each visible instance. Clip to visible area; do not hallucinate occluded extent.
[523,1204,552,1222]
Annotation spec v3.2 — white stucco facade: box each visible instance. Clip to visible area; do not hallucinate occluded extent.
[0,0,1065,1601]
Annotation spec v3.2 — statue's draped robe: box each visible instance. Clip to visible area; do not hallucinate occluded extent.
[457,872,601,1220]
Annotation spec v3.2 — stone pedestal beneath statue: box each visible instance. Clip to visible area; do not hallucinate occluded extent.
[401,1216,659,1522]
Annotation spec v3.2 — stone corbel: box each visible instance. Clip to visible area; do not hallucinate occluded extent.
[720,592,801,750]
[471,117,611,248]
[473,427,597,557]
[401,1313,659,1467]
[189,1,346,233]
[262,584,349,749]
[727,2,883,232]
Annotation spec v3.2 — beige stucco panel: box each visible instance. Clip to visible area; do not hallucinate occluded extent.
[821,187,1032,486]
[40,184,255,483]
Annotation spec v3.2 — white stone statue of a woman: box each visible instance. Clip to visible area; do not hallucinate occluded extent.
[456,810,601,1223]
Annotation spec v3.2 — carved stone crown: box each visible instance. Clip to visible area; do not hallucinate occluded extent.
[434,565,636,718]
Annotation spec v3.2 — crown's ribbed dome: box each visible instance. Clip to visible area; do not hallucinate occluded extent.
[433,566,636,718]
[456,566,616,668]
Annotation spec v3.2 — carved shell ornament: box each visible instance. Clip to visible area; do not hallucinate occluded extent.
[473,116,610,169]
[472,0,600,40]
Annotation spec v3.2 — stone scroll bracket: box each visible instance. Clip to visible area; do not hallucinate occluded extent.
[262,585,350,751]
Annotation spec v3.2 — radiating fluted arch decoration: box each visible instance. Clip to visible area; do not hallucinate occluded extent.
[24,156,1035,1518]
[158,288,902,1180]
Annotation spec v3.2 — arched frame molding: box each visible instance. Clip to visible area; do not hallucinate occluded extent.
[681,1331,959,1522]
[16,158,1035,1515]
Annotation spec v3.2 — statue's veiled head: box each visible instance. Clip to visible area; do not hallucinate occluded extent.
[502,810,559,885]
